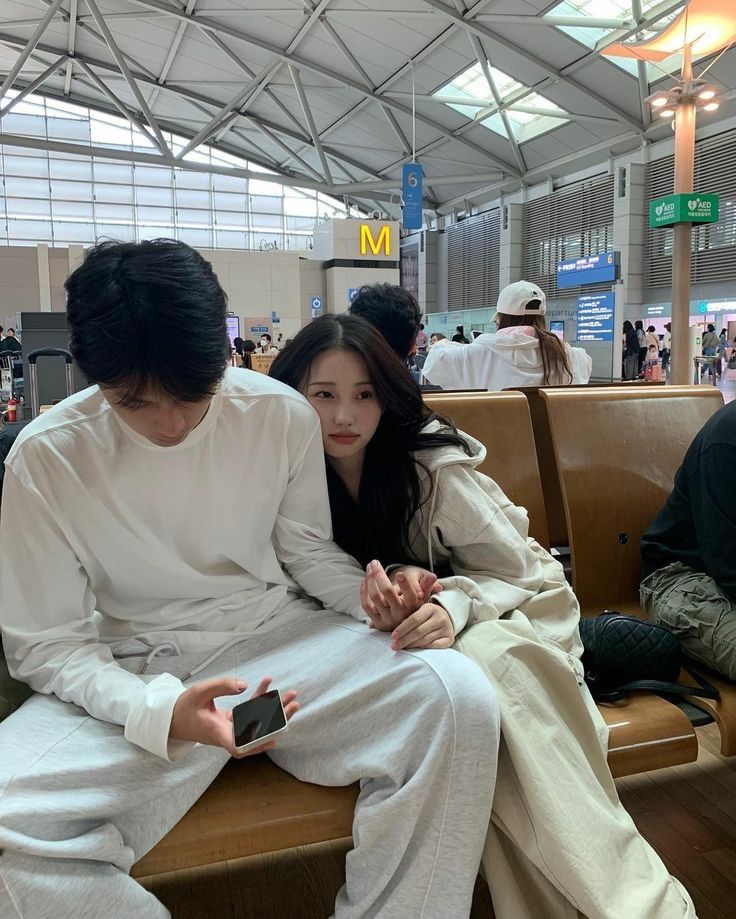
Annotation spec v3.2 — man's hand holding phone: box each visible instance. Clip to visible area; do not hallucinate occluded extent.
[169,676,299,758]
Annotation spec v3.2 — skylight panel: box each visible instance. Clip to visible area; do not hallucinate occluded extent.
[433,62,570,143]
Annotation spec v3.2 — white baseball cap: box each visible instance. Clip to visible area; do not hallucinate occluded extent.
[496,280,546,316]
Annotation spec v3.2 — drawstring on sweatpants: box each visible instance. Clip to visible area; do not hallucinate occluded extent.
[137,635,254,681]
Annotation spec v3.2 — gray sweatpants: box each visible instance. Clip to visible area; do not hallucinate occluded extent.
[640,561,736,679]
[0,603,500,919]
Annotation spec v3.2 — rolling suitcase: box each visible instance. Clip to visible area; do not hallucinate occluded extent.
[0,348,75,504]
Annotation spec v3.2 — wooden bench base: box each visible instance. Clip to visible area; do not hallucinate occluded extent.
[599,692,697,778]
[132,693,697,879]
[682,668,736,757]
[132,757,357,879]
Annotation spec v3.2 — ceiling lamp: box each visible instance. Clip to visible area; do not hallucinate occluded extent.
[603,0,736,61]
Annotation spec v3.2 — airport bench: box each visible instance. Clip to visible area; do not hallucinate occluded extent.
[426,391,697,776]
[424,391,549,548]
[133,389,699,880]
[509,381,665,549]
[541,385,736,757]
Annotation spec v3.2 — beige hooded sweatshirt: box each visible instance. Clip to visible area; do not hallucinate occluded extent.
[409,425,584,676]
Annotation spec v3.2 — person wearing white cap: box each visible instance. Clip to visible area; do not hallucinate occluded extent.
[422,280,592,391]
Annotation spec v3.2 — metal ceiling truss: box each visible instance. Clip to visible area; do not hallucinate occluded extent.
[451,0,526,173]
[0,32,396,201]
[64,0,78,94]
[0,55,68,117]
[418,0,644,132]
[0,0,700,210]
[148,0,198,111]
[117,0,523,176]
[374,0,689,186]
[0,0,66,104]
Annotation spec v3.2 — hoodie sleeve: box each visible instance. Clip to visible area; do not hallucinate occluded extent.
[425,464,582,662]
[569,344,593,384]
[422,341,473,390]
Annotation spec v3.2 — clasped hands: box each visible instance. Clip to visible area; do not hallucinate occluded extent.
[360,560,454,652]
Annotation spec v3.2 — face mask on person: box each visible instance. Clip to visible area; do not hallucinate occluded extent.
[260,339,268,347]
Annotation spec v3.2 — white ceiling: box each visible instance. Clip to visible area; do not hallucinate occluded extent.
[0,0,734,215]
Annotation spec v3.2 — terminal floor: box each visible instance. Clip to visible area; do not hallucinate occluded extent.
[704,374,736,404]
[139,724,736,919]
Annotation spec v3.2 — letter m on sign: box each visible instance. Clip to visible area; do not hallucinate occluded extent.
[360,224,391,256]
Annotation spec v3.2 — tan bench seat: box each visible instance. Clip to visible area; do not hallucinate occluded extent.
[541,385,736,758]
[133,688,695,879]
[132,756,357,878]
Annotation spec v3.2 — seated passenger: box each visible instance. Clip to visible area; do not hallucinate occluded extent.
[641,399,736,679]
[271,313,696,919]
[349,282,421,366]
[422,281,592,391]
[0,240,501,919]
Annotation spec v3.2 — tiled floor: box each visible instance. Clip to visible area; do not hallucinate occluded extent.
[685,373,736,403]
[715,374,736,403]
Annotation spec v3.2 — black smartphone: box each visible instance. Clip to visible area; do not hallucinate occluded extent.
[232,689,288,753]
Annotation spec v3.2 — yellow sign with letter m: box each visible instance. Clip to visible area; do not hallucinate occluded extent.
[360,224,392,257]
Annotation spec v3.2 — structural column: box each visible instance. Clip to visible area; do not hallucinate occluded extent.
[499,203,523,289]
[670,48,696,385]
[613,163,647,322]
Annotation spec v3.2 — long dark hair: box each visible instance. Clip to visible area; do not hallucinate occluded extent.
[270,314,470,567]
[496,313,572,384]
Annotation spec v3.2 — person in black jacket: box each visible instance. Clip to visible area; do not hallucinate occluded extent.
[640,399,736,678]
[0,329,21,355]
[622,320,638,380]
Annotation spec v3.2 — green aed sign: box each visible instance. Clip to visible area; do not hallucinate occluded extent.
[649,193,720,228]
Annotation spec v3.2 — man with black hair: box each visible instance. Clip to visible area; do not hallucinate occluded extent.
[0,240,499,918]
[256,331,279,354]
[349,282,422,361]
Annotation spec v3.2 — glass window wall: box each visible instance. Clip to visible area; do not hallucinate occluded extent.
[0,91,350,250]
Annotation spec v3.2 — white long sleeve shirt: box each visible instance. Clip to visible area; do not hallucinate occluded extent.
[0,369,365,760]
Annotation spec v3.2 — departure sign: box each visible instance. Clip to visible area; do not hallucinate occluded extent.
[557,252,618,289]
[577,291,615,342]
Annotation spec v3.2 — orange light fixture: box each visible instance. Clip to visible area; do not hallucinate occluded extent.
[603,0,736,62]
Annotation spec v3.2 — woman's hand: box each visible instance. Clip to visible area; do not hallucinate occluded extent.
[391,565,443,610]
[170,676,299,759]
[360,560,442,631]
[390,602,455,651]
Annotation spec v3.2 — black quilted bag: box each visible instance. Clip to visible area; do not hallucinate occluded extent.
[579,611,720,703]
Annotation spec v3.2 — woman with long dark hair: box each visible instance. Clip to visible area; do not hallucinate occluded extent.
[622,320,639,380]
[271,314,695,919]
[422,281,591,391]
[634,319,647,374]
[270,313,469,569]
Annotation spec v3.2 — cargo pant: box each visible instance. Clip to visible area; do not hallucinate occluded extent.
[640,561,736,680]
